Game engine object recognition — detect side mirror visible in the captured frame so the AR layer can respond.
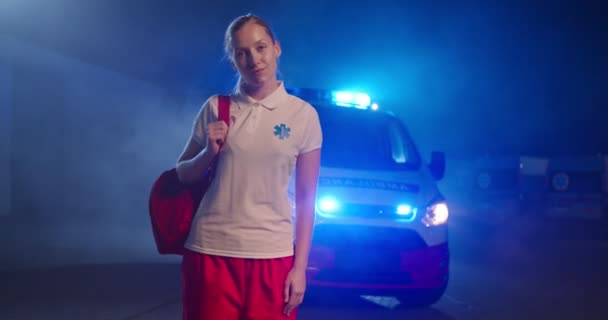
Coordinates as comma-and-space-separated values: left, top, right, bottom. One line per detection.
429, 151, 446, 181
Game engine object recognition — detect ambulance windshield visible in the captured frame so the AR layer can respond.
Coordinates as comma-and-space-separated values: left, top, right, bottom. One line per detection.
316, 106, 421, 171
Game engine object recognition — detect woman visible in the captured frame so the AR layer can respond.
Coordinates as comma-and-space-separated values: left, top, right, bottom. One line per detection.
176, 13, 322, 320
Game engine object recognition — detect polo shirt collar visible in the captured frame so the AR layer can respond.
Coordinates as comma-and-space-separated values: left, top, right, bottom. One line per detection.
234, 81, 288, 110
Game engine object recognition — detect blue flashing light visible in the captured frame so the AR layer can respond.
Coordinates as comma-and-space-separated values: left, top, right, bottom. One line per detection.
285, 87, 376, 110
397, 204, 413, 215
331, 91, 371, 109
318, 196, 340, 213
396, 204, 417, 223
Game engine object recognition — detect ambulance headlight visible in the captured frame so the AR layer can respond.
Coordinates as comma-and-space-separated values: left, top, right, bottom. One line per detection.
422, 202, 449, 227
318, 196, 341, 213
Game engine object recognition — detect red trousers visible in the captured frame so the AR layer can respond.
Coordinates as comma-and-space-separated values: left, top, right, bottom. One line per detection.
182, 250, 298, 320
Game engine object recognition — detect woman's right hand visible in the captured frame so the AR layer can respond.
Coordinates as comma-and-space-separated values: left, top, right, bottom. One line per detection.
207, 120, 229, 155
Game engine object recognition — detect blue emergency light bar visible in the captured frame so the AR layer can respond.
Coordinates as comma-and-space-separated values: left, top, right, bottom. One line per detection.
331, 91, 371, 109
286, 87, 377, 110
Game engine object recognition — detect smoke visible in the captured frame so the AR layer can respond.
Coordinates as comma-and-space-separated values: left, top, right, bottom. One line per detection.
3, 37, 200, 268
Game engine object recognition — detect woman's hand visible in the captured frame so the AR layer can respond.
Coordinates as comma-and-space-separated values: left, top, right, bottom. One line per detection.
206, 120, 229, 155
283, 266, 306, 316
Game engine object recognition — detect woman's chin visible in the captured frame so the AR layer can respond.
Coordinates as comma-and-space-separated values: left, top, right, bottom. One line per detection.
245, 77, 268, 89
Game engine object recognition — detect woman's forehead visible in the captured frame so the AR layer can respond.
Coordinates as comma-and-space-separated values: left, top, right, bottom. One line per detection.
233, 23, 271, 48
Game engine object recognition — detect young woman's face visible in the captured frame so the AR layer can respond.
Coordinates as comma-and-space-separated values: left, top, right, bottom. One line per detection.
231, 22, 281, 89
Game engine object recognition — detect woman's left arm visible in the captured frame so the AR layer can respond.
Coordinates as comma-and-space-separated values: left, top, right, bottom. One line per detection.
293, 148, 321, 270
283, 148, 321, 315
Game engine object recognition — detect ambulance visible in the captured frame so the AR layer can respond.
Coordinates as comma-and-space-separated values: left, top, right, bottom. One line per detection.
543, 155, 608, 220
469, 155, 521, 225
287, 88, 449, 306
469, 155, 549, 224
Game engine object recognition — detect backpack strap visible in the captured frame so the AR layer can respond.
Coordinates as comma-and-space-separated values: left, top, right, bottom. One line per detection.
205, 96, 230, 176
218, 95, 231, 127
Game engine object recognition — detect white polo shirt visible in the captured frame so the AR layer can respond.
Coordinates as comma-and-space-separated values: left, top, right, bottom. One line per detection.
184, 82, 323, 259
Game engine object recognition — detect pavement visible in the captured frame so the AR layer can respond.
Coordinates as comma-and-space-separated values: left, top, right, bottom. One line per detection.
1, 208, 607, 319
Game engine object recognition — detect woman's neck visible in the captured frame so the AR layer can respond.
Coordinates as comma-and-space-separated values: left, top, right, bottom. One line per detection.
242, 80, 280, 101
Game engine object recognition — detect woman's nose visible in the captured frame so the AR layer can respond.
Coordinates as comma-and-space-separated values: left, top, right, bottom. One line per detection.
248, 51, 261, 67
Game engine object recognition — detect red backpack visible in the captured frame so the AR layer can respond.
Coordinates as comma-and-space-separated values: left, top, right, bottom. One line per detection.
148, 96, 230, 255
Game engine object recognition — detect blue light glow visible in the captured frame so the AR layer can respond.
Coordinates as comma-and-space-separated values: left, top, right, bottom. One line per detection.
318, 196, 340, 213
396, 204, 417, 223
397, 204, 413, 215
331, 91, 371, 109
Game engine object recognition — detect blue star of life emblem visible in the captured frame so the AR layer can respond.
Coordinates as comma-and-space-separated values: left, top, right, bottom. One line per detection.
552, 172, 570, 191
273, 124, 291, 140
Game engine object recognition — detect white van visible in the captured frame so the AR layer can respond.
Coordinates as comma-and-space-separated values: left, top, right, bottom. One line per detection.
287, 88, 450, 306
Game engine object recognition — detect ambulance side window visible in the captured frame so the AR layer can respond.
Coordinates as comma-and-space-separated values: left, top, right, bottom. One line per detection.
388, 121, 407, 164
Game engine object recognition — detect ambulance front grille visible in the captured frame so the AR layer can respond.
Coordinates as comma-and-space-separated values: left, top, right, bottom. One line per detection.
338, 203, 407, 218
312, 225, 427, 251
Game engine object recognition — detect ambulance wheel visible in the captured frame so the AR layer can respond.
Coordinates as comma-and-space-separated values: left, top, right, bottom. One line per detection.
397, 285, 447, 308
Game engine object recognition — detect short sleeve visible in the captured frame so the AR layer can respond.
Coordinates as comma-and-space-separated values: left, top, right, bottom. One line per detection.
191, 96, 218, 147
299, 105, 323, 154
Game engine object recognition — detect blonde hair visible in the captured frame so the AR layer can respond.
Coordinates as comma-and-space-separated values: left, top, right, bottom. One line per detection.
223, 14, 279, 93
